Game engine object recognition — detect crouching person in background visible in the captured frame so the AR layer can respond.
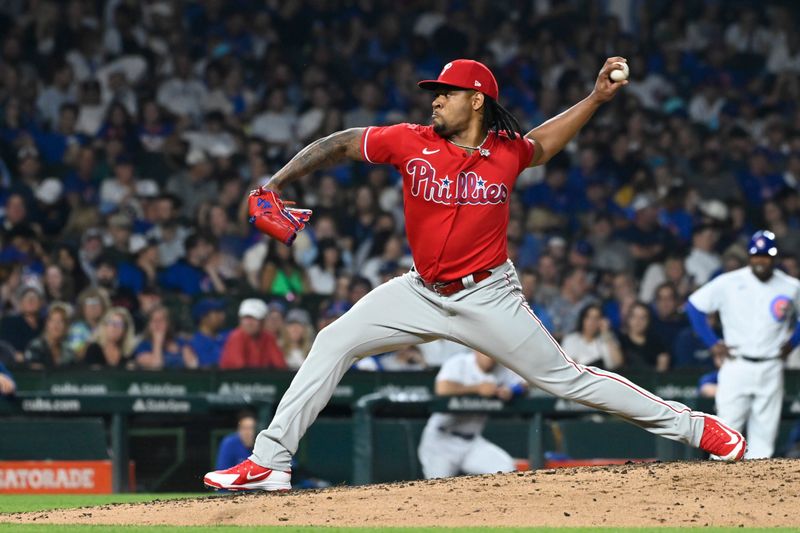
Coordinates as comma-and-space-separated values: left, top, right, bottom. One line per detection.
417, 350, 527, 479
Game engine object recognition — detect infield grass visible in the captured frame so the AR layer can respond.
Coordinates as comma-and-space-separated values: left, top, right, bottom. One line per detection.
0, 494, 206, 514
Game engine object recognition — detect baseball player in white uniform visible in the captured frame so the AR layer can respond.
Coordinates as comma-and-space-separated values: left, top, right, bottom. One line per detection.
687, 230, 800, 459
418, 350, 526, 478
204, 58, 745, 492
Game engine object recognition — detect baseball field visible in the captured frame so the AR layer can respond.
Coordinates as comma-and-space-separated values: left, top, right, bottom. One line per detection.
1, 458, 799, 532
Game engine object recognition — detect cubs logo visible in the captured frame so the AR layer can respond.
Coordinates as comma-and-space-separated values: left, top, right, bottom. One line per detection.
406, 158, 508, 206
770, 295, 792, 322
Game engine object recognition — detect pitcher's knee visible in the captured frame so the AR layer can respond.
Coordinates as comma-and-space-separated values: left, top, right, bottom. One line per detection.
306, 323, 361, 363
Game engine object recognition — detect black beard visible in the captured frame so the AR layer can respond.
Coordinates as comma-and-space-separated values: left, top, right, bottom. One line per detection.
432, 121, 450, 137
751, 264, 774, 281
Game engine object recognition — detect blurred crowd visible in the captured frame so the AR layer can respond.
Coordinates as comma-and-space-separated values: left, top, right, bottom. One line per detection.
1, 0, 800, 377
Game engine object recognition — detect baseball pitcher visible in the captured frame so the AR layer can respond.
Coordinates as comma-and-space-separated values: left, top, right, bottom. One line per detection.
204, 58, 745, 491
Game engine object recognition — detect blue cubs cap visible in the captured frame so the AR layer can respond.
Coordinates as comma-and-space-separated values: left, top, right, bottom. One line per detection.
192, 298, 226, 323
748, 230, 778, 257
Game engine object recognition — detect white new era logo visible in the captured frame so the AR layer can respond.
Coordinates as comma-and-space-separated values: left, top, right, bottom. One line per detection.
474, 80, 482, 87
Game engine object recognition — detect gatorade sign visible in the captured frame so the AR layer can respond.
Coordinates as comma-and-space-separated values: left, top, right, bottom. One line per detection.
0, 461, 113, 493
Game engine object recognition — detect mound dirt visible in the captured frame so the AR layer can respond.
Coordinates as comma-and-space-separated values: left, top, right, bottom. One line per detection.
2, 459, 799, 527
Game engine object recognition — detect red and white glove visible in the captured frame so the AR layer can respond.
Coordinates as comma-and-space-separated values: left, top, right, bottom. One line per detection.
248, 188, 312, 246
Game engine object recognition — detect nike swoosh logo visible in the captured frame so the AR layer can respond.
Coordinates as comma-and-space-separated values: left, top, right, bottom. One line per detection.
718, 423, 739, 445
246, 470, 270, 481
422, 148, 440, 154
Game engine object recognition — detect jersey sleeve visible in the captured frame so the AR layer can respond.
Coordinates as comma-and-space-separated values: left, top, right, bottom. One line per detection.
361, 124, 413, 166
435, 356, 464, 383
515, 137, 536, 173
688, 277, 722, 313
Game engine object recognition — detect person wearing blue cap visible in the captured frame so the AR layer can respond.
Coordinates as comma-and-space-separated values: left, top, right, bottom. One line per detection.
189, 298, 229, 368
686, 230, 800, 458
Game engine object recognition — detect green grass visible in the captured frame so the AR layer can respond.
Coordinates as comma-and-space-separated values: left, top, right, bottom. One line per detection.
0, 494, 206, 514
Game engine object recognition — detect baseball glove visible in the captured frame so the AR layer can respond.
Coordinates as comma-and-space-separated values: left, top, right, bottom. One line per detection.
248, 188, 312, 246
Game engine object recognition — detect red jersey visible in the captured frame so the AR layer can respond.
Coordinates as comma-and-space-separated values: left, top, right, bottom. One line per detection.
360, 123, 535, 283
219, 328, 287, 370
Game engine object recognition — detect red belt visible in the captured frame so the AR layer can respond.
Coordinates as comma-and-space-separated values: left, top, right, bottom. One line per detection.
421, 270, 492, 296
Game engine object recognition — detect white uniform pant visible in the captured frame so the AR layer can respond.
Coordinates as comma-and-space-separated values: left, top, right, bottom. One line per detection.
716, 357, 784, 459
252, 260, 706, 470
417, 424, 515, 479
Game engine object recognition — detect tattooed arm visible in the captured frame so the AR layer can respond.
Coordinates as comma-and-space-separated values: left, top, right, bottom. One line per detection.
263, 128, 365, 192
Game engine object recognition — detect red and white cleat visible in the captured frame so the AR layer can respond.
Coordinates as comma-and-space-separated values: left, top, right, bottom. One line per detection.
699, 415, 746, 461
204, 459, 291, 491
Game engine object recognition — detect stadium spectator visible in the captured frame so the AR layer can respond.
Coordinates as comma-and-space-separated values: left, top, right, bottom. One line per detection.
103, 212, 135, 265
560, 304, 623, 370
263, 301, 286, 338
93, 254, 136, 310
118, 238, 160, 294
279, 309, 315, 370
0, 193, 30, 235
189, 298, 228, 368
99, 154, 138, 214
83, 307, 136, 369
0, 361, 15, 396
219, 298, 285, 370
360, 234, 408, 289
166, 148, 217, 218
0, 284, 45, 359
66, 287, 111, 357
43, 263, 74, 303
33, 177, 71, 237
601, 272, 637, 330
258, 242, 308, 296
518, 268, 555, 332
620, 194, 673, 275
685, 225, 722, 287
649, 282, 689, 358
639, 254, 692, 304
618, 301, 670, 372
24, 302, 76, 369
215, 411, 257, 470
534, 254, 561, 307
158, 232, 226, 296
134, 305, 198, 370
306, 239, 346, 295
546, 267, 597, 338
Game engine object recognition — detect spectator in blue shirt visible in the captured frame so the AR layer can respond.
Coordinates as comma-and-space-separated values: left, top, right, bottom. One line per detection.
118, 238, 160, 294
158, 233, 226, 296
0, 361, 16, 396
215, 411, 257, 470
33, 103, 85, 166
190, 298, 229, 368
134, 305, 198, 370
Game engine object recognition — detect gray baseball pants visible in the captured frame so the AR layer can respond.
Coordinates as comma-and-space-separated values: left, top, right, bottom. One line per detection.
251, 260, 706, 470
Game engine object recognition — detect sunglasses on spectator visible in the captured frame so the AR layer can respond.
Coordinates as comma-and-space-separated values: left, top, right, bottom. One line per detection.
105, 319, 126, 328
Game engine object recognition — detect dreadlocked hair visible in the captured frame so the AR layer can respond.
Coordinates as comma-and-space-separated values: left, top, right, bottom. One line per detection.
482, 98, 524, 139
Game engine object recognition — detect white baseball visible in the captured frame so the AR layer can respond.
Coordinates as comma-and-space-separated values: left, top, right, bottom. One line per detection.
609, 61, 629, 82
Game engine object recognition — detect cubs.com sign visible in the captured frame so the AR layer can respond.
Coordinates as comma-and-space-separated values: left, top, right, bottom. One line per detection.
0, 461, 113, 493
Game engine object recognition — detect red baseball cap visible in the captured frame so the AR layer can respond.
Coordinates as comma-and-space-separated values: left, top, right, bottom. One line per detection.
418, 59, 499, 101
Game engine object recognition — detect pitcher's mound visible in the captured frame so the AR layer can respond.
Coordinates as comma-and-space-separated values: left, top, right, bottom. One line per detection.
3, 459, 799, 527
